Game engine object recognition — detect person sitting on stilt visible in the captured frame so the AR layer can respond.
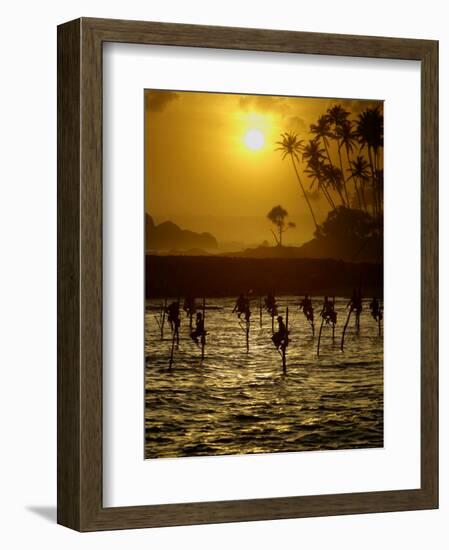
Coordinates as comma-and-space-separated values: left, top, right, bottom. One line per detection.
166, 300, 181, 332
265, 293, 278, 318
321, 296, 337, 325
190, 312, 205, 346
299, 294, 314, 323
271, 315, 288, 350
369, 296, 382, 322
243, 305, 251, 323
233, 293, 249, 318
183, 294, 196, 318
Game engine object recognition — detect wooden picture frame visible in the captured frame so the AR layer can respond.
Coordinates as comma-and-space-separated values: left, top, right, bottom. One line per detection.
57, 17, 438, 531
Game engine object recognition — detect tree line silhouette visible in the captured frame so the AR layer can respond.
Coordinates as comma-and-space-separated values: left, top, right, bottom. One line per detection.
276, 104, 384, 230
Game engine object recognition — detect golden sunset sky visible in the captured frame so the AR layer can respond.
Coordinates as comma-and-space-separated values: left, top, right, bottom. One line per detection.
145, 90, 382, 248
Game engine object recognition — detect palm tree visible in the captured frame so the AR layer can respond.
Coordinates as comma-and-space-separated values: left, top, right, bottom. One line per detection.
327, 104, 350, 127
335, 120, 362, 209
302, 140, 335, 208
310, 115, 348, 207
374, 168, 384, 215
267, 205, 296, 246
321, 163, 346, 206
335, 118, 360, 206
276, 132, 318, 229
356, 107, 384, 216
348, 155, 370, 213
327, 105, 351, 204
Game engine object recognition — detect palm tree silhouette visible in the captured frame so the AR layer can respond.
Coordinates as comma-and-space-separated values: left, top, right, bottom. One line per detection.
356, 107, 384, 216
335, 118, 360, 206
327, 105, 351, 204
276, 132, 318, 229
302, 140, 336, 209
348, 155, 370, 213
310, 114, 348, 207
321, 163, 346, 206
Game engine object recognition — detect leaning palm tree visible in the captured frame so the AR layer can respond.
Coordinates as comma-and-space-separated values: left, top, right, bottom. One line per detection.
335, 119, 360, 206
321, 163, 346, 207
302, 141, 336, 210
310, 115, 348, 207
327, 105, 351, 204
276, 132, 318, 229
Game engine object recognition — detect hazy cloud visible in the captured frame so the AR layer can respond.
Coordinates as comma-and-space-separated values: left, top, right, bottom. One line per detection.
145, 91, 180, 112
338, 98, 383, 117
238, 94, 293, 116
285, 115, 308, 134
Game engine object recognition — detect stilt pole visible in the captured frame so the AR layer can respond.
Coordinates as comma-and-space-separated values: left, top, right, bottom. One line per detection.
282, 307, 289, 374
317, 316, 325, 357
341, 309, 352, 352
259, 296, 262, 328
332, 297, 336, 341
176, 297, 181, 347
160, 297, 167, 341
169, 327, 176, 369
201, 297, 206, 362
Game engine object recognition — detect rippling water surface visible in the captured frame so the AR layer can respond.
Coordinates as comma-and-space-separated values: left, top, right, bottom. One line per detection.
145, 296, 383, 459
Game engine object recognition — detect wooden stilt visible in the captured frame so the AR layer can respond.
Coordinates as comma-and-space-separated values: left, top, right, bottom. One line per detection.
341, 309, 352, 351
201, 297, 206, 362
169, 327, 176, 369
160, 297, 167, 341
259, 296, 262, 328
282, 307, 289, 374
317, 316, 325, 357
332, 297, 336, 341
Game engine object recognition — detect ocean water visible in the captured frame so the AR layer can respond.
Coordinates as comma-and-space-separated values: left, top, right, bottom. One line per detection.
145, 296, 383, 459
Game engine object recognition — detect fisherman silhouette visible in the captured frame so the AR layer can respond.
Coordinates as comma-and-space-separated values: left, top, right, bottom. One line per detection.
264, 293, 278, 317
243, 305, 251, 323
321, 296, 337, 325
347, 288, 362, 330
166, 300, 181, 332
369, 296, 382, 322
347, 288, 363, 315
183, 295, 196, 317
272, 315, 288, 350
299, 294, 314, 322
190, 312, 205, 346
233, 293, 250, 318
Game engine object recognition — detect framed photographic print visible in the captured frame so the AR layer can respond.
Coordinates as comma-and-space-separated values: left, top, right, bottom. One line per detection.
57, 17, 438, 531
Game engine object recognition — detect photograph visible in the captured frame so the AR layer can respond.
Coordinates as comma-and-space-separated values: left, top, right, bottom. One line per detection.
144, 89, 384, 459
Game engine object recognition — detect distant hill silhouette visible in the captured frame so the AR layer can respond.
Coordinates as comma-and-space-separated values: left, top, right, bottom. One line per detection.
145, 215, 218, 252
220, 207, 383, 262
220, 235, 382, 263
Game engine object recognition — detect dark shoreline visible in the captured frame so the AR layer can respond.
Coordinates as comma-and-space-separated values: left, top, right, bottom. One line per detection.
145, 255, 383, 299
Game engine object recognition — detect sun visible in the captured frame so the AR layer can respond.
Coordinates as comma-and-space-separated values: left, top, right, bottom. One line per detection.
244, 128, 265, 151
